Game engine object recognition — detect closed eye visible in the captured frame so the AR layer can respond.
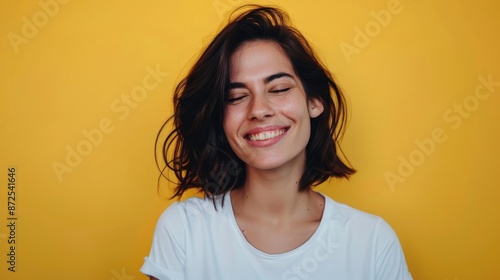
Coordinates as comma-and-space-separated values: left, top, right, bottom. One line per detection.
269, 88, 290, 93
225, 95, 247, 104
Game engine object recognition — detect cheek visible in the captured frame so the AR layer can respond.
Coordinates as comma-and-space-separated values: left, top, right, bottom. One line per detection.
280, 98, 310, 119
222, 115, 231, 138
222, 107, 241, 137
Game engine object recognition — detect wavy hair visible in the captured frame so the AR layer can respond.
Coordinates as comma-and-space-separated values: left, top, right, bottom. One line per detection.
156, 5, 355, 202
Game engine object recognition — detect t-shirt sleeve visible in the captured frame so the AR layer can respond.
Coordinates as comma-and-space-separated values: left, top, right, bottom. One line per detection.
374, 219, 413, 280
140, 202, 187, 280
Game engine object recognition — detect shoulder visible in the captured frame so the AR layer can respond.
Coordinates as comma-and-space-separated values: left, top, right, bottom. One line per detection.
177, 195, 226, 217
324, 195, 381, 223
321, 198, 412, 279
322, 195, 397, 239
156, 195, 227, 228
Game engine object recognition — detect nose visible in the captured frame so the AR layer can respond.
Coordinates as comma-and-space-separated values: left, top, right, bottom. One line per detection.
247, 93, 275, 120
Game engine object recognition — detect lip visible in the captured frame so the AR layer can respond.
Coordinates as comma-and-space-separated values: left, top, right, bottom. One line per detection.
244, 125, 290, 147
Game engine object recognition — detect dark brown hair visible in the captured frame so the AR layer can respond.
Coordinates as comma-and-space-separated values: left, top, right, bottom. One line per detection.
156, 5, 355, 202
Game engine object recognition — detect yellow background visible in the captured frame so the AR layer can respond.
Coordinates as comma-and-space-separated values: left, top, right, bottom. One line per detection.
1, 0, 499, 279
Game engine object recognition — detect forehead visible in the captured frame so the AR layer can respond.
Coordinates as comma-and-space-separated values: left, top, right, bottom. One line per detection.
229, 40, 295, 81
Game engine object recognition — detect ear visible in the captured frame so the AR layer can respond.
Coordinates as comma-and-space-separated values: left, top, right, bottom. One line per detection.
307, 97, 324, 118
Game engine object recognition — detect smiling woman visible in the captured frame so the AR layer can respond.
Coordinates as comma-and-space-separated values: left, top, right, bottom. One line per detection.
141, 5, 412, 280
223, 40, 323, 172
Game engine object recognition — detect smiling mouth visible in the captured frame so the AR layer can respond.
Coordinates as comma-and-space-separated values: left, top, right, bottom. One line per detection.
246, 128, 288, 141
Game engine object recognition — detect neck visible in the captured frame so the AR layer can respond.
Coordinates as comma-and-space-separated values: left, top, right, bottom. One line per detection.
231, 162, 321, 223
231, 149, 324, 224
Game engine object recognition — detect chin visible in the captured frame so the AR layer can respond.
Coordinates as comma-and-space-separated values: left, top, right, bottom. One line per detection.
247, 156, 302, 172
244, 158, 282, 171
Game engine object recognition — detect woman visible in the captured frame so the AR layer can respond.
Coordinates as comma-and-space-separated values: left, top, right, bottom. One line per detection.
141, 5, 412, 279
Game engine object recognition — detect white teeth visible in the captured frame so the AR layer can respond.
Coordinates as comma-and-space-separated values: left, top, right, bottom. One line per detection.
248, 129, 286, 141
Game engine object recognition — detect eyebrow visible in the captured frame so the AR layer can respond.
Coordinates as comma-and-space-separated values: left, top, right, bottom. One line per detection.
228, 72, 294, 89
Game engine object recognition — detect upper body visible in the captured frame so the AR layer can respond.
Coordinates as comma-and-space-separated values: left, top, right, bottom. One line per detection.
142, 5, 412, 280
141, 192, 412, 280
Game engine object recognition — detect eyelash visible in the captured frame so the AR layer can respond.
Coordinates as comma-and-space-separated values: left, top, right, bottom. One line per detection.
226, 88, 291, 104
270, 88, 290, 93
225, 96, 246, 103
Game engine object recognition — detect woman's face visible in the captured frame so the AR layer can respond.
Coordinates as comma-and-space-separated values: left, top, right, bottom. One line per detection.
223, 40, 323, 172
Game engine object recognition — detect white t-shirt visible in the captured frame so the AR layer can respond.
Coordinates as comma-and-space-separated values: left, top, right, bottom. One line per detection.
141, 193, 412, 280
